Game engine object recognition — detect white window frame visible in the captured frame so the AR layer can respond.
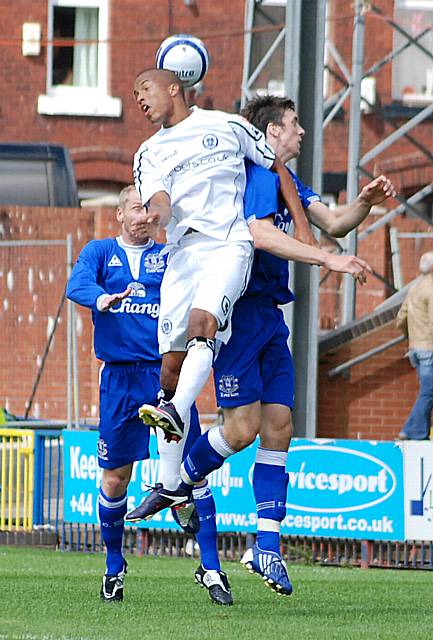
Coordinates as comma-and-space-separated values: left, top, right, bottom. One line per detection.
38, 0, 122, 117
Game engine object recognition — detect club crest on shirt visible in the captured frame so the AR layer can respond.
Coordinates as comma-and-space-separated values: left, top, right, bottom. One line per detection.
127, 282, 146, 297
218, 374, 239, 397
221, 295, 231, 316
202, 134, 218, 149
97, 437, 108, 460
144, 253, 165, 273
161, 318, 172, 335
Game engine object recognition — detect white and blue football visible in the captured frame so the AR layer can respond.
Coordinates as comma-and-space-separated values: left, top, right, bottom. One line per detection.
156, 34, 209, 88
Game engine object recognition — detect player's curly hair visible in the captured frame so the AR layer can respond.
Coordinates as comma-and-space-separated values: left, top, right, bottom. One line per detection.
240, 95, 295, 135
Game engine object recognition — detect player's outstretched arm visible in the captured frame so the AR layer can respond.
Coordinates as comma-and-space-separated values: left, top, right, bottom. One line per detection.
67, 242, 112, 309
249, 217, 372, 284
307, 175, 396, 237
322, 253, 372, 285
270, 157, 319, 247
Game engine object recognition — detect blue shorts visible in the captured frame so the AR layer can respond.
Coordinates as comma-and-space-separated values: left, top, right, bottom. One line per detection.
214, 298, 295, 409
98, 361, 201, 469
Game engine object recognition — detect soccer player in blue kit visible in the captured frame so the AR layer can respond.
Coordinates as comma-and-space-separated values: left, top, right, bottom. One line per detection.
66, 185, 232, 606
129, 95, 395, 597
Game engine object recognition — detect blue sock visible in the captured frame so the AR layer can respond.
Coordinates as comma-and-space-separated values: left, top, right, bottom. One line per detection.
193, 483, 220, 571
98, 489, 127, 575
182, 427, 235, 484
253, 448, 288, 555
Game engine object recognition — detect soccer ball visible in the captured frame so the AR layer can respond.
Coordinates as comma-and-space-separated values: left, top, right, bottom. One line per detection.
155, 34, 209, 88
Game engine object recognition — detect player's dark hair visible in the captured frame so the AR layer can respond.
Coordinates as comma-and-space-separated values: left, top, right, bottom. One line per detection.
240, 95, 295, 134
134, 67, 185, 99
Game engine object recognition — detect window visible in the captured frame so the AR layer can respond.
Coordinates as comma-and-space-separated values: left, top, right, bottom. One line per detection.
38, 0, 121, 117
392, 0, 433, 105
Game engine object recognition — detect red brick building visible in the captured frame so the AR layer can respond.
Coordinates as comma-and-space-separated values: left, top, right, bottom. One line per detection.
1, 0, 433, 438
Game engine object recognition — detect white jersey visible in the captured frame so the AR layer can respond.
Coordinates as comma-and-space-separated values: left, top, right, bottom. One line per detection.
133, 107, 276, 245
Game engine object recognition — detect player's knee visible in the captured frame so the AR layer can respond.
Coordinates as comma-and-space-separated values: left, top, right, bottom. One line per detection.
188, 308, 218, 338
223, 421, 258, 451
260, 412, 293, 449
102, 469, 129, 497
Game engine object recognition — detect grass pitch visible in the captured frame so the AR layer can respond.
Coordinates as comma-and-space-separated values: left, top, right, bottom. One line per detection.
1, 546, 433, 640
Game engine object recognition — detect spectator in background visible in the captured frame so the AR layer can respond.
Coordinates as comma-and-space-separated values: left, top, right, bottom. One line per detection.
396, 251, 433, 440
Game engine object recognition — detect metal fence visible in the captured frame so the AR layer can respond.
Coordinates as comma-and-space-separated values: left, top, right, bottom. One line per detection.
57, 523, 433, 571
1, 425, 433, 570
0, 429, 34, 530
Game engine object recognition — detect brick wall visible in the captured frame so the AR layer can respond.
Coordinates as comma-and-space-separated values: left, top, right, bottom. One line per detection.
0, 205, 96, 419
318, 323, 415, 440
0, 204, 217, 422
1, 0, 432, 193
2, 205, 430, 438
1, 1, 432, 435
318, 214, 433, 440
0, 0, 246, 189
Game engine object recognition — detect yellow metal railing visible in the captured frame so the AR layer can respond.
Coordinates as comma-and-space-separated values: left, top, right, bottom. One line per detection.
0, 429, 34, 531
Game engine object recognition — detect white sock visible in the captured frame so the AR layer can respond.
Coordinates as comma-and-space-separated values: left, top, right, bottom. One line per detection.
156, 410, 190, 490
171, 339, 214, 420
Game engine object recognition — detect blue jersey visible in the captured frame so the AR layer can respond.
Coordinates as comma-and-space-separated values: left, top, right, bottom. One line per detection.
66, 238, 166, 363
243, 160, 320, 305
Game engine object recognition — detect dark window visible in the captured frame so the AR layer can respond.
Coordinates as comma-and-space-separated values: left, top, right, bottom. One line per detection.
52, 5, 99, 88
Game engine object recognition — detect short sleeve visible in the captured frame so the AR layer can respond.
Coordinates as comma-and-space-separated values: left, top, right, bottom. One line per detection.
244, 161, 279, 223
228, 115, 275, 169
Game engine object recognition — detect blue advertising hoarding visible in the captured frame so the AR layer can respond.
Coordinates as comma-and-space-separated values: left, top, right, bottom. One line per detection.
63, 431, 404, 540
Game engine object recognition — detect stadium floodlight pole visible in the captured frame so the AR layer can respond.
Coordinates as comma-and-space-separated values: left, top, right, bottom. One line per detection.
289, 0, 326, 438
341, 0, 365, 324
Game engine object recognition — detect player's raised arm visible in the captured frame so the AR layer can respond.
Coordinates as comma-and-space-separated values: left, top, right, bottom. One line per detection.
306, 174, 396, 237
271, 157, 319, 247
229, 114, 316, 246
249, 216, 371, 284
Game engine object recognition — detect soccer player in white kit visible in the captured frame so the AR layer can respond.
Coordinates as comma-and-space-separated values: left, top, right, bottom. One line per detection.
129, 69, 316, 437
124, 68, 321, 523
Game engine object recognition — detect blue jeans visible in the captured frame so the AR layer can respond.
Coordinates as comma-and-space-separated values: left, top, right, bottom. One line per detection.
401, 349, 433, 440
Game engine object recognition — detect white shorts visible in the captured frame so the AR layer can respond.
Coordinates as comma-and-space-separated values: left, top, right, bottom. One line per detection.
158, 233, 253, 354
